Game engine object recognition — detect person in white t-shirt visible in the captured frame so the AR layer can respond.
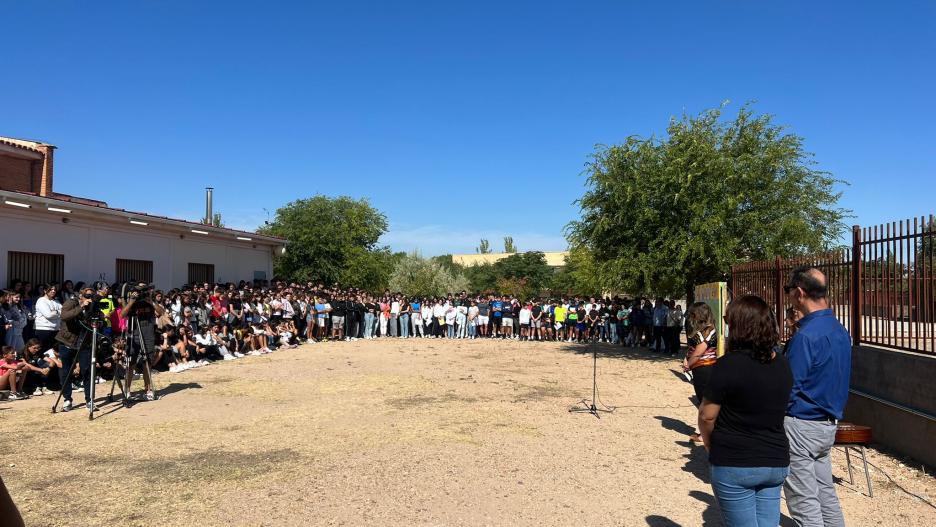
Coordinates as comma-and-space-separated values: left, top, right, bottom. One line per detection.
518, 303, 532, 341
467, 301, 480, 339
455, 304, 468, 339
33, 283, 62, 351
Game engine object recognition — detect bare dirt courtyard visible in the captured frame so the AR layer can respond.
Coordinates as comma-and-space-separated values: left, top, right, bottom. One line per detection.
3, 338, 935, 526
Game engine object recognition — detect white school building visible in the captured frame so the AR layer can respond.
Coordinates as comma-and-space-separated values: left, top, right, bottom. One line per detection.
0, 136, 285, 290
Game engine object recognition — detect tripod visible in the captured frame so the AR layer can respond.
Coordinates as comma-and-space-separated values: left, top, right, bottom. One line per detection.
50, 318, 102, 418
110, 315, 157, 407
569, 339, 616, 419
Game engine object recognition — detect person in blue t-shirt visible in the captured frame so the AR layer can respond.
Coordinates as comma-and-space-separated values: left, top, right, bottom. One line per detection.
491, 298, 503, 337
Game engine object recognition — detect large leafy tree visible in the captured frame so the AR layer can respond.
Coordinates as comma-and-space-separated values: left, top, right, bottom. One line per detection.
258, 195, 391, 289
567, 103, 850, 299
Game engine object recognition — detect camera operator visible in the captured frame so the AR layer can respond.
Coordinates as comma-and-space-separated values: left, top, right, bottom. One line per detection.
119, 282, 157, 402
55, 286, 97, 411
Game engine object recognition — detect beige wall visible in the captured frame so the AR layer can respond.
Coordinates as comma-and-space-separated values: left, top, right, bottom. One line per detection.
452, 251, 568, 267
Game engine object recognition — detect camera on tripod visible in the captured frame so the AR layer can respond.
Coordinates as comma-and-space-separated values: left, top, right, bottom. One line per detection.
120, 282, 153, 302
80, 292, 110, 324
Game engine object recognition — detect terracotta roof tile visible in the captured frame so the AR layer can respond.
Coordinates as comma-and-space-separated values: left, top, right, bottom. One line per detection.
0, 136, 52, 153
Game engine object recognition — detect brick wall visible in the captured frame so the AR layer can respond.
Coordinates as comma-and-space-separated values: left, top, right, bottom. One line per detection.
0, 154, 37, 192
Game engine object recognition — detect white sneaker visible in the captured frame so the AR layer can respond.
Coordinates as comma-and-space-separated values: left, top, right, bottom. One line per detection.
169, 365, 178, 373
33, 387, 44, 396
234, 352, 245, 358
223, 354, 234, 360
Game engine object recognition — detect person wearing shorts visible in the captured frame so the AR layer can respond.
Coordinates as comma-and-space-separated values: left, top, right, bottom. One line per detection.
477, 299, 491, 337
500, 298, 514, 339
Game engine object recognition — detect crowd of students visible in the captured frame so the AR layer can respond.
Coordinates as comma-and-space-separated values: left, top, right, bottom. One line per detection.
1, 279, 690, 401
2, 266, 856, 527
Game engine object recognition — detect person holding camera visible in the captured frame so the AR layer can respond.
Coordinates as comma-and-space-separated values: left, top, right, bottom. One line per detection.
55, 286, 97, 411
119, 283, 157, 402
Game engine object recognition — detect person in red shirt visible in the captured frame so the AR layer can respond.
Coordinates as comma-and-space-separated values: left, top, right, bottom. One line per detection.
0, 345, 28, 399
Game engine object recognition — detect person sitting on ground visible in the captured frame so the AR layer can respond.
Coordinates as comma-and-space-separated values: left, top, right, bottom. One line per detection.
22, 338, 53, 396
0, 345, 29, 399
698, 295, 792, 527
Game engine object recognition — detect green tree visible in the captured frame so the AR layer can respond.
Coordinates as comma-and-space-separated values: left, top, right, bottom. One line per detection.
463, 262, 499, 292
503, 236, 517, 253
257, 195, 390, 288
388, 252, 469, 297
211, 212, 224, 228
567, 103, 850, 299
477, 239, 491, 254
550, 247, 600, 296
494, 251, 552, 296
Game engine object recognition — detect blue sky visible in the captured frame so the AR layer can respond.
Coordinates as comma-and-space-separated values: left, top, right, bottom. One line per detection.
3, 1, 934, 255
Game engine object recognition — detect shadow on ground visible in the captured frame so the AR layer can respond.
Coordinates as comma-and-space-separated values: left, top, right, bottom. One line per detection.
559, 342, 681, 362
650, 416, 797, 527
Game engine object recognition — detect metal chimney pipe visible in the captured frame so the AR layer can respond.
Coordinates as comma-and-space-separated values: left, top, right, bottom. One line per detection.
205, 187, 214, 225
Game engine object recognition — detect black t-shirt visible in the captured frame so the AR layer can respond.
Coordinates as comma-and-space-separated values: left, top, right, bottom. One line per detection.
704, 351, 793, 467
531, 305, 542, 318
331, 301, 347, 317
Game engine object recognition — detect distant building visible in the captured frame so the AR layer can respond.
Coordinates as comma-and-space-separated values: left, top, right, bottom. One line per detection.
452, 251, 569, 268
0, 135, 285, 290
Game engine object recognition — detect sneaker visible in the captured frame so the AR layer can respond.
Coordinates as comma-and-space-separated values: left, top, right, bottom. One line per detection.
62, 399, 73, 411
96, 377, 105, 384
223, 354, 234, 361
681, 370, 694, 383
169, 365, 178, 373
33, 387, 44, 396
145, 391, 156, 401
234, 352, 245, 358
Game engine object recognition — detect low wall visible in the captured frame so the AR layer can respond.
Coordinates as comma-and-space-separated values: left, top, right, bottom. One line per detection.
845, 345, 936, 469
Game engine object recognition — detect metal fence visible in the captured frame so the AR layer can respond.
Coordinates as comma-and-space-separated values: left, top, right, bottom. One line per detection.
730, 215, 936, 355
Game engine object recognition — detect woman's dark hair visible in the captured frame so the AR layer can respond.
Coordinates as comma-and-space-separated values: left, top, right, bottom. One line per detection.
726, 295, 779, 363
686, 302, 715, 335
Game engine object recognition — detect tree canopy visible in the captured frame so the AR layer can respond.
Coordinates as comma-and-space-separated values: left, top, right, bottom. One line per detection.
388, 253, 469, 297
566, 103, 850, 299
462, 251, 553, 297
257, 195, 393, 290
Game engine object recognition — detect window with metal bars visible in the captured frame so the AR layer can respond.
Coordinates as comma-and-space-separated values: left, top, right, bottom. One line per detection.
116, 258, 154, 285
6, 251, 64, 289
187, 262, 215, 285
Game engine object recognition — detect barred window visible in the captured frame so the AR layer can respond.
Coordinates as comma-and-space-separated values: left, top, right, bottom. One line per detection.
187, 262, 215, 285
7, 251, 64, 288
116, 258, 154, 285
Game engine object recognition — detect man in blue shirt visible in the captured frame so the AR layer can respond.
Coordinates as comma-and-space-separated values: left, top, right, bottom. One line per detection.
783, 266, 850, 527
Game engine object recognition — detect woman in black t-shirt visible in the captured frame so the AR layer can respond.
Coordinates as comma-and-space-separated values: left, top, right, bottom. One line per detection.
698, 295, 793, 527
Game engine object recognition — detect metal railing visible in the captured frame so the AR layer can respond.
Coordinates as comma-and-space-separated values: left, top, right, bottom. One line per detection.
730, 215, 936, 355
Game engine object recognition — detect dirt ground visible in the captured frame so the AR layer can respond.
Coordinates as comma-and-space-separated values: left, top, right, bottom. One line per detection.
2, 338, 934, 526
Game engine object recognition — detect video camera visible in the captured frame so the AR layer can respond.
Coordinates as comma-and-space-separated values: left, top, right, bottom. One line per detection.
80, 291, 111, 323
120, 282, 153, 302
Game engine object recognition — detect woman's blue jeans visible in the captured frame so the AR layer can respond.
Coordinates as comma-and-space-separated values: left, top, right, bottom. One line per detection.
710, 465, 789, 527
399, 314, 410, 338
363, 313, 375, 338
